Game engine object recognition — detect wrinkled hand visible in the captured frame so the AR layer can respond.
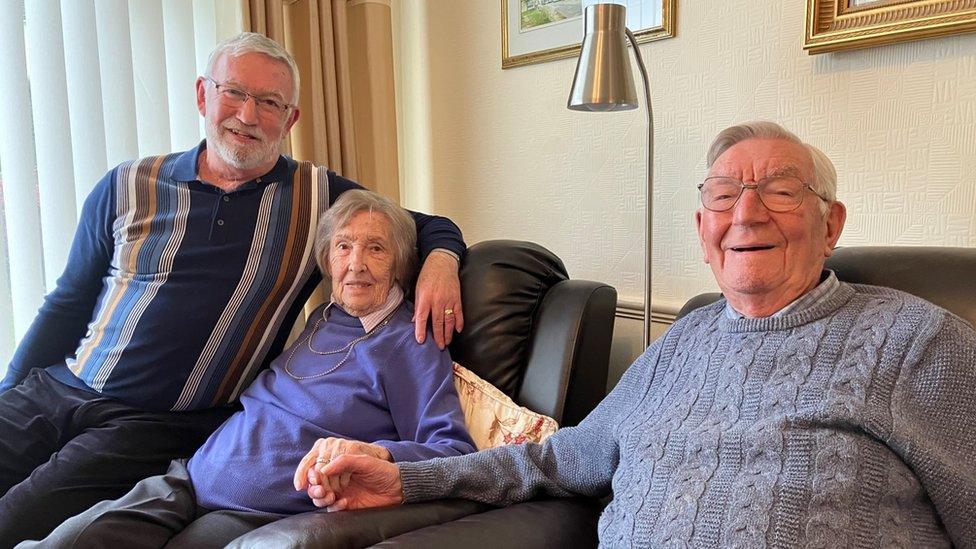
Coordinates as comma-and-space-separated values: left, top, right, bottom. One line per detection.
414, 251, 463, 349
306, 454, 404, 511
293, 437, 392, 503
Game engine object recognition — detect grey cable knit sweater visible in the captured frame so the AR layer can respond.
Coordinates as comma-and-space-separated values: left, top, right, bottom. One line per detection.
399, 282, 976, 547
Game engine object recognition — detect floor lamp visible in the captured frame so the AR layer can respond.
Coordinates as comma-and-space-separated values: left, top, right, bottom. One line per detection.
567, 3, 654, 349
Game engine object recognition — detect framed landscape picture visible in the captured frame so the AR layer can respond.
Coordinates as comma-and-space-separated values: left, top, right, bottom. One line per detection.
502, 0, 675, 69
804, 0, 976, 54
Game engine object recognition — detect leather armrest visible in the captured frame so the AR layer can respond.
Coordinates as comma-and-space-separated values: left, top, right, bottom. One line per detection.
372, 497, 602, 549
518, 280, 616, 426
224, 499, 490, 549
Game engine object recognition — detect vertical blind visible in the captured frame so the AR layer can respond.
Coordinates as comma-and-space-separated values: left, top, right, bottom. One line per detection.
0, 0, 240, 376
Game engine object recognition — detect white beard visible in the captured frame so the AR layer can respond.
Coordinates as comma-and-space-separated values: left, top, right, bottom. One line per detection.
205, 118, 281, 171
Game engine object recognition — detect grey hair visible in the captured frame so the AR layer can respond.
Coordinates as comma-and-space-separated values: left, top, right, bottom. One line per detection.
706, 121, 837, 210
205, 32, 300, 104
315, 189, 418, 290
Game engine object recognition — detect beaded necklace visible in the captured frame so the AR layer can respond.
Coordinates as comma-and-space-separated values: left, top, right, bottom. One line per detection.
283, 305, 395, 380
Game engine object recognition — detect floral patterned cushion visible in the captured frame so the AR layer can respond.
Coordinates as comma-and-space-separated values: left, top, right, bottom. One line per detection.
452, 362, 558, 450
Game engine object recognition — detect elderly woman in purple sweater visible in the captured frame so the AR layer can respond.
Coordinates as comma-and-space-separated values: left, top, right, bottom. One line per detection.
23, 190, 475, 548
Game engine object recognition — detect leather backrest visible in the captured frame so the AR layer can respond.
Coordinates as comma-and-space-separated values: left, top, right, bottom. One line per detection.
676, 246, 976, 327
449, 240, 568, 397
825, 246, 976, 327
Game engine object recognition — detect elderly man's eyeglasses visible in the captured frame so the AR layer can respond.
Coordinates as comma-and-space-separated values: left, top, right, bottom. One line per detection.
697, 175, 829, 213
205, 77, 293, 115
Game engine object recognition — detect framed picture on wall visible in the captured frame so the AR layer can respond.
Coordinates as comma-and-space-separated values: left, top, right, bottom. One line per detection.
502, 0, 675, 69
804, 0, 976, 54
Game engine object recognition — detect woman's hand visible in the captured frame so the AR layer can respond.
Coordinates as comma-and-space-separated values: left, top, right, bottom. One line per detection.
293, 436, 393, 504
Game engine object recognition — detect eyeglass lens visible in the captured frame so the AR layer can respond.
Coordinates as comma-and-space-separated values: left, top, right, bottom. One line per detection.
212, 80, 287, 113
700, 176, 807, 212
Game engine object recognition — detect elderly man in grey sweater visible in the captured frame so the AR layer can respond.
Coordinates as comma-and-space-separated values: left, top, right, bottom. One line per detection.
310, 122, 976, 548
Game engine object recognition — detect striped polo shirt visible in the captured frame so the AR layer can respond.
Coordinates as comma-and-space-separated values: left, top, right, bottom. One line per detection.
27, 142, 464, 411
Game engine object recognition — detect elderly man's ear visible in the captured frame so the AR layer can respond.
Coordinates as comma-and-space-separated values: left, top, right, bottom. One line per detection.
283, 107, 300, 132
693, 210, 710, 265
823, 201, 847, 257
195, 76, 208, 117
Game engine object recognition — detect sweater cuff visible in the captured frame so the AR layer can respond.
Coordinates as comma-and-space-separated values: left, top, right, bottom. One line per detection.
398, 460, 449, 503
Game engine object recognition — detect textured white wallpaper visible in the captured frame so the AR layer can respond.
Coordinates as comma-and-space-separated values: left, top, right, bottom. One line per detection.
395, 0, 976, 381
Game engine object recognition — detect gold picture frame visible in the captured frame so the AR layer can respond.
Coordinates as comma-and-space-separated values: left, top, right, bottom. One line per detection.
502, 0, 676, 69
804, 0, 976, 54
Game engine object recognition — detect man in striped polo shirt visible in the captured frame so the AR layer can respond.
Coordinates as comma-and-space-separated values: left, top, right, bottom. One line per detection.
0, 33, 466, 544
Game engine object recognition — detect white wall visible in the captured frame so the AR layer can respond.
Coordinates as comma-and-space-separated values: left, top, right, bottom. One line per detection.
395, 0, 976, 389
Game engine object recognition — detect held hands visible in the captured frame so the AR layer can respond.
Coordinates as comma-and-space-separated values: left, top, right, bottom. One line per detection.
296, 453, 405, 511
293, 437, 393, 508
413, 251, 464, 350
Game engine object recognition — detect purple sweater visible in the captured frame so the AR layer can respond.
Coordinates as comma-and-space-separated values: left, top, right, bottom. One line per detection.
187, 301, 475, 514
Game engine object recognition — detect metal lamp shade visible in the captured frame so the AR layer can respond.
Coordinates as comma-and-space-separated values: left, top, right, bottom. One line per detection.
567, 3, 638, 112
567, 2, 655, 348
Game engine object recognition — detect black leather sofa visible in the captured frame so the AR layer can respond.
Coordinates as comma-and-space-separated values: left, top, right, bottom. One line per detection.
225, 239, 617, 548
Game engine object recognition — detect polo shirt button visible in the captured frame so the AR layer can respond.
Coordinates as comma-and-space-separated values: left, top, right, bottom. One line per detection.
217, 219, 225, 226
222, 195, 230, 202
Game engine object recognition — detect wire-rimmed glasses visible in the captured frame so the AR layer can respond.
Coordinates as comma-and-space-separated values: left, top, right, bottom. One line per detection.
204, 77, 293, 115
697, 175, 828, 213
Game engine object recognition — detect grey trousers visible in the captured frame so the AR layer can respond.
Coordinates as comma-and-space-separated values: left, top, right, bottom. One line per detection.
16, 460, 283, 549
0, 369, 235, 545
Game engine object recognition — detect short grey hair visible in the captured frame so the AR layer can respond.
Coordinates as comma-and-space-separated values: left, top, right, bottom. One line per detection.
315, 190, 418, 290
706, 121, 837, 209
205, 32, 300, 104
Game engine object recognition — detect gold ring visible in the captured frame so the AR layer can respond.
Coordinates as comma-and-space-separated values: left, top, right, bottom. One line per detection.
315, 457, 330, 465
444, 309, 454, 315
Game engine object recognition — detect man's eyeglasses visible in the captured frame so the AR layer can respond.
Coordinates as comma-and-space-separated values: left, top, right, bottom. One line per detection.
697, 175, 829, 213
205, 77, 293, 115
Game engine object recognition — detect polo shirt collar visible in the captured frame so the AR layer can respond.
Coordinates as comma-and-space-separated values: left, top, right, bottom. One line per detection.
167, 139, 294, 186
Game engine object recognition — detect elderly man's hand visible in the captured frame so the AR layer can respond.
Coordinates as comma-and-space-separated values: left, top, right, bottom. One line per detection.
293, 437, 392, 499
307, 454, 404, 511
414, 251, 463, 349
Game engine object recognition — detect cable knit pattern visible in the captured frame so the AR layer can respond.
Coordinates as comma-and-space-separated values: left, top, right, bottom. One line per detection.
398, 282, 976, 548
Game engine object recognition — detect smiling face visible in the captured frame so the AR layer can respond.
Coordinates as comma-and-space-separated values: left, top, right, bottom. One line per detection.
328, 210, 397, 318
196, 51, 299, 179
695, 138, 846, 317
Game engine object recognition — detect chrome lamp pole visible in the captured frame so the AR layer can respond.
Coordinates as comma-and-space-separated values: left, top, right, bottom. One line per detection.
567, 3, 654, 349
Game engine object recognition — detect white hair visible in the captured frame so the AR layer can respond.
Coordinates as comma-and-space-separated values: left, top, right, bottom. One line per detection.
205, 32, 300, 104
315, 190, 418, 289
706, 121, 837, 211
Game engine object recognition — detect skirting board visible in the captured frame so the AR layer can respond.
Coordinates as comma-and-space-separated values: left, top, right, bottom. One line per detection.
615, 299, 678, 325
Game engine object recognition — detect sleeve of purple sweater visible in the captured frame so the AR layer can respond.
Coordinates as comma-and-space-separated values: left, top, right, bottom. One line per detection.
396, 338, 663, 505
2, 171, 115, 392
373, 330, 476, 462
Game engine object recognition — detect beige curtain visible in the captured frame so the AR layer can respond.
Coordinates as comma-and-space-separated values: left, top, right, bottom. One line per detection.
242, 0, 400, 315
242, 0, 400, 196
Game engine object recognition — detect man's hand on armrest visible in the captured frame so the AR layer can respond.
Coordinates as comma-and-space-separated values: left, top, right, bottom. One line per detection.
413, 250, 463, 350
304, 454, 404, 511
